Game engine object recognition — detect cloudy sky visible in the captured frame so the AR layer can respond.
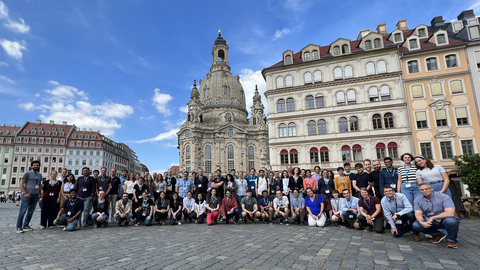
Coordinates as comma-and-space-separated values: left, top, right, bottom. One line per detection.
0, 0, 477, 173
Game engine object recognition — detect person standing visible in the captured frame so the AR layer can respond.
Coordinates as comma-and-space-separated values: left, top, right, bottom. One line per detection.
303, 170, 317, 198
381, 185, 416, 238
16, 160, 42, 233
74, 167, 96, 228
53, 189, 83, 231
194, 169, 209, 200
368, 160, 382, 199
221, 190, 238, 224
318, 170, 334, 200
352, 163, 370, 196
267, 171, 279, 201
60, 173, 75, 208
291, 189, 306, 226
225, 174, 237, 198
356, 188, 384, 233
255, 170, 268, 201
364, 159, 372, 174
108, 168, 120, 222
397, 153, 419, 206
279, 170, 290, 201
246, 169, 258, 197
176, 171, 194, 200
96, 167, 112, 197
312, 166, 322, 193
288, 167, 304, 202
415, 155, 451, 198
154, 173, 167, 202
235, 172, 248, 223
133, 177, 147, 214
119, 170, 128, 198
115, 193, 132, 226
379, 157, 398, 198
92, 191, 109, 228
40, 171, 62, 229
165, 169, 177, 201
206, 188, 220, 225
145, 174, 155, 200
305, 188, 326, 227
334, 167, 352, 194
212, 170, 225, 218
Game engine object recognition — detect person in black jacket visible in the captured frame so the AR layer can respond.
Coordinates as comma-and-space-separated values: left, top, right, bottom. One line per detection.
288, 167, 304, 202
318, 170, 335, 200
92, 191, 109, 228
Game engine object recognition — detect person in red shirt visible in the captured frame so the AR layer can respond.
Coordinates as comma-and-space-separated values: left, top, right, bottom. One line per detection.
221, 190, 238, 224
303, 170, 317, 197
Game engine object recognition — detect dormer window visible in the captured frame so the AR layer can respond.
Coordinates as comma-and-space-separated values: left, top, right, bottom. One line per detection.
285, 55, 292, 64
304, 52, 310, 61
409, 39, 419, 49
312, 50, 318, 59
418, 29, 426, 37
365, 40, 372, 50
374, 38, 381, 48
470, 26, 480, 39
225, 113, 232, 122
333, 46, 340, 56
437, 34, 446, 44
342, 44, 349, 54
394, 33, 402, 42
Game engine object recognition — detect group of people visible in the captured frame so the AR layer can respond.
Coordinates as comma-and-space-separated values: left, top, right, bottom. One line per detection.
0, 192, 21, 204
15, 153, 460, 248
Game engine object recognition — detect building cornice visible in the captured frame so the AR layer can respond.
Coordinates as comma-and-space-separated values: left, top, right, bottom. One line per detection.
400, 44, 466, 58
404, 70, 470, 83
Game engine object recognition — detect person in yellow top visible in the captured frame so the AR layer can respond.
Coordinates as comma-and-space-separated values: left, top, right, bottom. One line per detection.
334, 167, 352, 195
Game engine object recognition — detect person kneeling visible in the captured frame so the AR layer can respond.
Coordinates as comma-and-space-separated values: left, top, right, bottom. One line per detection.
206, 188, 220, 225
183, 191, 196, 223
222, 190, 238, 224
115, 193, 132, 226
241, 189, 260, 224
53, 189, 83, 231
381, 185, 416, 237
330, 190, 345, 227
305, 187, 326, 227
154, 191, 169, 225
291, 189, 307, 226
134, 191, 154, 226
273, 190, 290, 225
355, 188, 384, 233
170, 192, 183, 225
92, 191, 109, 228
259, 190, 274, 224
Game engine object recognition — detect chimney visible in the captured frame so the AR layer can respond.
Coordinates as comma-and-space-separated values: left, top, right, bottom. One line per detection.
83, 128, 86, 132
35, 119, 41, 124
97, 130, 101, 133
357, 28, 370, 40
12, 124, 16, 127
431, 16, 445, 27
49, 120, 54, 125
1, 124, 4, 126
376, 23, 387, 34
396, 19, 408, 30
62, 121, 67, 126
458, 10, 475, 21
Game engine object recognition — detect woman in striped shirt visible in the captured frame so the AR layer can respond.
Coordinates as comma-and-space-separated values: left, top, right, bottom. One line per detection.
396, 153, 419, 206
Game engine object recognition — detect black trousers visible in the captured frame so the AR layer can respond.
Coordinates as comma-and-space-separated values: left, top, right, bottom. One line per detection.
357, 214, 385, 233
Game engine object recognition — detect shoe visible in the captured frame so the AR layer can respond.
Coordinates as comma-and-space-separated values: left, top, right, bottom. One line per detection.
226, 220, 230, 224
48, 226, 54, 229
135, 223, 141, 227
83, 224, 88, 228
125, 222, 129, 226
264, 221, 268, 224
424, 233, 433, 239
269, 221, 273, 225
285, 221, 290, 226
251, 219, 256, 224
254, 218, 259, 223
243, 218, 248, 224
447, 241, 458, 249
117, 222, 122, 227
364, 226, 372, 232
22, 226, 33, 232
280, 218, 283, 225
101, 223, 105, 228
300, 222, 304, 226
430, 233, 446, 244
413, 234, 422, 242
16, 228, 24, 233
63, 228, 67, 231
178, 222, 181, 225
347, 225, 354, 229
195, 220, 198, 224
93, 224, 97, 228
40, 225, 45, 230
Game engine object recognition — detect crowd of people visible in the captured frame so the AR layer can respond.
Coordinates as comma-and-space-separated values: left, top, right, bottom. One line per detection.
15, 153, 460, 248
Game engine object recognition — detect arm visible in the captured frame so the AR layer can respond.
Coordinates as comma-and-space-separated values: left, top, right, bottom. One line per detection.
371, 203, 382, 219
440, 172, 450, 193
318, 202, 324, 216
60, 183, 66, 199
416, 177, 423, 185
397, 174, 402, 193
19, 179, 28, 197
106, 182, 112, 196
352, 180, 359, 193
398, 196, 413, 216
149, 205, 154, 219
379, 174, 385, 197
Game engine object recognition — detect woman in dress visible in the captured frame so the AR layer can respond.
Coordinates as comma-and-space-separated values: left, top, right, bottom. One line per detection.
40, 171, 62, 229
154, 173, 166, 202
59, 173, 75, 207
397, 153, 419, 205
415, 155, 451, 197
154, 191, 169, 225
195, 193, 207, 224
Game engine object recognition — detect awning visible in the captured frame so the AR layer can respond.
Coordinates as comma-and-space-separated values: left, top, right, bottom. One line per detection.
8, 191, 14, 195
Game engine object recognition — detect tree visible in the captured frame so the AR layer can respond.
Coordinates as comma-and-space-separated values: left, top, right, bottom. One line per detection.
453, 154, 480, 196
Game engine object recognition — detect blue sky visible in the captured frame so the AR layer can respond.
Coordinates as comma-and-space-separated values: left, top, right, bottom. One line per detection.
0, 0, 478, 173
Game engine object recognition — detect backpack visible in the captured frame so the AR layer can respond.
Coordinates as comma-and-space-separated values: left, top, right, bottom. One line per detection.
316, 194, 331, 212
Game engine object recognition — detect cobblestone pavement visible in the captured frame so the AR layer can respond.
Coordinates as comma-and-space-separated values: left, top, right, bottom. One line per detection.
1, 203, 479, 270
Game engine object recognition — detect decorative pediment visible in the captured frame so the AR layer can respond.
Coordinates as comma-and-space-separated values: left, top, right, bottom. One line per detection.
217, 123, 248, 134
435, 131, 456, 139
429, 99, 451, 110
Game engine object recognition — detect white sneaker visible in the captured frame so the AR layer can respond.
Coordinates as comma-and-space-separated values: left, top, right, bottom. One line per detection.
40, 225, 45, 230
63, 228, 66, 231
178, 222, 181, 225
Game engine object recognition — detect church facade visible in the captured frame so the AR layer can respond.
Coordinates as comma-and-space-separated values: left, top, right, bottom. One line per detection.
177, 32, 269, 175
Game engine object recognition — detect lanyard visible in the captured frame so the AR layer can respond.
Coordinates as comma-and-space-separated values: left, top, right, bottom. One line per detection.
101, 177, 105, 182
307, 178, 312, 186
84, 177, 88, 182
404, 166, 411, 181
139, 185, 142, 191
294, 198, 299, 209
227, 198, 231, 206
50, 180, 57, 187
335, 199, 340, 210
264, 198, 268, 206
143, 200, 147, 208
186, 199, 192, 208
70, 198, 77, 206
161, 200, 165, 207
347, 198, 353, 209
247, 198, 251, 205
386, 168, 396, 178
99, 199, 105, 207
212, 197, 216, 204
363, 198, 371, 211
294, 176, 298, 183
324, 179, 329, 185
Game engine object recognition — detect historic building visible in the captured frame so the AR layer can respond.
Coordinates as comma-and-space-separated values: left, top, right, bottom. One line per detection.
177, 32, 269, 174
262, 25, 412, 171
0, 124, 21, 196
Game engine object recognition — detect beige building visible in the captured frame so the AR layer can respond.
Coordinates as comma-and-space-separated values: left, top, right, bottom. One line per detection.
0, 124, 21, 196
177, 32, 269, 174
262, 25, 412, 171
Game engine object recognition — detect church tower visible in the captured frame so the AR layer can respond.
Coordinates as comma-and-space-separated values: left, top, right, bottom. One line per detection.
177, 31, 269, 175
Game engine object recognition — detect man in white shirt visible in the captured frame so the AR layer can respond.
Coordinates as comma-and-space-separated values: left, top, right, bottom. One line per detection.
182, 191, 196, 223
273, 190, 290, 225
255, 169, 269, 201
341, 189, 360, 229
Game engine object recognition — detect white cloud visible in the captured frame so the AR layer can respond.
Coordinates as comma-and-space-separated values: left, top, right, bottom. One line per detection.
19, 102, 34, 111
0, 61, 9, 67
4, 18, 30, 33
272, 28, 292, 41
152, 88, 173, 116
34, 93, 40, 97
0, 39, 26, 60
0, 75, 13, 83
239, 68, 267, 115
0, 2, 8, 19
44, 82, 88, 103
135, 128, 179, 143
170, 163, 179, 166
179, 106, 188, 113
140, 115, 156, 120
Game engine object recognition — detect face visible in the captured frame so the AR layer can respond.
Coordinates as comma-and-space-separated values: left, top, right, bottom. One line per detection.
243, 172, 248, 179
187, 192, 192, 199
322, 170, 328, 178
287, 165, 292, 172
129, 173, 134, 180
364, 161, 371, 172
282, 171, 288, 178
31, 163, 40, 171
99, 191, 105, 198
342, 191, 351, 199
122, 171, 128, 177
300, 170, 306, 177
93, 171, 99, 178
211, 189, 216, 197
110, 168, 116, 176
247, 191, 252, 198
135, 173, 140, 180
183, 172, 188, 179
356, 167, 364, 174
259, 171, 265, 177
269, 172, 274, 179
216, 171, 221, 177
293, 190, 299, 197
328, 171, 333, 178
263, 192, 268, 198
142, 192, 148, 199
197, 194, 202, 201
315, 167, 320, 174
419, 185, 433, 197
82, 168, 90, 177
360, 190, 368, 199
231, 170, 236, 176
338, 169, 344, 175
70, 191, 77, 200
307, 189, 314, 197
167, 169, 172, 175
208, 174, 213, 181
250, 169, 255, 176
306, 171, 311, 177
61, 169, 67, 177
415, 158, 425, 168
275, 172, 280, 178
160, 192, 165, 199
226, 190, 231, 198
100, 167, 107, 176
332, 192, 339, 199
145, 172, 150, 177
122, 194, 128, 201
67, 175, 74, 182
192, 173, 197, 179
372, 161, 381, 171
384, 159, 393, 168
344, 165, 351, 171
51, 171, 57, 179
384, 188, 395, 197
276, 190, 282, 198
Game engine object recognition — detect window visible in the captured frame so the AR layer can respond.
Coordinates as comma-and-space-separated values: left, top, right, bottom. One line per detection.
450, 80, 463, 93
315, 95, 324, 108
59, 157, 63, 163
412, 85, 423, 98
352, 144, 362, 161
312, 50, 318, 59
336, 91, 345, 106
310, 147, 319, 163
318, 119, 327, 134
304, 72, 312, 84
307, 120, 317, 135
227, 145, 234, 160
388, 142, 398, 158
374, 38, 381, 48
394, 33, 402, 42
455, 107, 468, 125
304, 52, 310, 61
435, 109, 447, 126
437, 34, 446, 44
279, 124, 287, 138
420, 142, 433, 159
347, 90, 356, 105
11, 177, 16, 185
204, 145, 212, 160
320, 147, 329, 162
418, 29, 426, 37
14, 156, 18, 162
289, 149, 298, 164
306, 95, 314, 109
1, 179, 4, 185
22, 156, 26, 162
380, 85, 390, 100
376, 143, 386, 160
342, 44, 349, 54
333, 46, 340, 56
286, 98, 295, 112
285, 55, 292, 64
186, 145, 191, 159
431, 83, 443, 96
225, 113, 232, 122
461, 140, 475, 155
276, 77, 284, 88
288, 123, 296, 137
44, 157, 48, 163
349, 116, 359, 131
384, 113, 394, 128
365, 40, 372, 50
277, 99, 285, 112
470, 26, 480, 39
373, 114, 382, 129
227, 129, 234, 138
344, 65, 353, 78
377, 60, 387, 73
204, 161, 211, 174
334, 67, 342, 80
223, 86, 228, 95
369, 87, 379, 102
440, 141, 453, 159
426, 58, 438, 71
20, 166, 25, 173
339, 117, 348, 132
366, 62, 375, 75
409, 39, 418, 49
313, 71, 322, 82
408, 60, 419, 73
280, 149, 289, 165
342, 145, 351, 161
285, 75, 293, 87
248, 146, 254, 160
13, 167, 17, 173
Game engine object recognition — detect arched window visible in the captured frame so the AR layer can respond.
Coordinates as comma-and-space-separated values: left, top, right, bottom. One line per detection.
280, 149, 289, 164
304, 52, 310, 61
224, 86, 228, 95
312, 50, 318, 59
334, 67, 342, 80
349, 116, 359, 131
279, 124, 287, 137
204, 89, 207, 98
248, 146, 254, 160
336, 91, 346, 106
352, 144, 362, 161
374, 38, 381, 48
315, 94, 324, 108
252, 117, 257, 125
286, 98, 295, 112
310, 147, 319, 163
227, 145, 234, 159
342, 145, 351, 161
307, 120, 317, 135
365, 40, 372, 50
388, 142, 398, 158
342, 44, 349, 54
225, 113, 232, 122
304, 72, 312, 84
285, 75, 293, 87
366, 62, 375, 75
344, 65, 353, 78
377, 60, 387, 73
205, 145, 212, 159
285, 55, 292, 64
376, 143, 386, 160
380, 85, 390, 100
384, 113, 394, 128
333, 46, 340, 56
347, 90, 356, 105
339, 117, 348, 132
276, 77, 284, 88
314, 71, 322, 82
277, 99, 285, 112
372, 114, 382, 129
288, 123, 297, 136
306, 95, 314, 109
318, 119, 327, 134
186, 145, 191, 159
290, 149, 298, 164
369, 87, 379, 102
320, 147, 329, 162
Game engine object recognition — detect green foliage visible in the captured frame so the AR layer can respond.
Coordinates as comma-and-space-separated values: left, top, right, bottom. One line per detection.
453, 154, 480, 196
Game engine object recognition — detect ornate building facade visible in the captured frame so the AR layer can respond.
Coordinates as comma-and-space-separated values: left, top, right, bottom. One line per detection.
177, 32, 269, 174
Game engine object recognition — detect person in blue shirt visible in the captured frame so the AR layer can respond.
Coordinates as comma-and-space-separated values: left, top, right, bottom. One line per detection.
176, 171, 194, 200
340, 189, 360, 229
379, 157, 398, 198
304, 188, 326, 227
246, 168, 258, 197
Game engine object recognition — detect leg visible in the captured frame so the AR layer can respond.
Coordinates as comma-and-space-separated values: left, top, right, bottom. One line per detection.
440, 217, 460, 243
307, 214, 317, 227
176, 212, 182, 222
207, 213, 213, 225
40, 197, 48, 227
144, 217, 152, 226
125, 214, 132, 224
134, 211, 143, 223
212, 211, 220, 222
81, 198, 89, 225
183, 209, 189, 221
66, 219, 78, 231
53, 214, 68, 226
170, 213, 176, 225
197, 213, 206, 224
342, 211, 355, 226
22, 194, 39, 228
317, 213, 326, 227
356, 214, 366, 230
299, 209, 307, 223
237, 196, 244, 221
91, 213, 99, 225
268, 208, 274, 221
373, 217, 385, 233
401, 183, 414, 206
48, 198, 59, 227
109, 195, 117, 220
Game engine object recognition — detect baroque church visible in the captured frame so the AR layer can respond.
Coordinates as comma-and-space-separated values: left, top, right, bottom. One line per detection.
177, 31, 269, 174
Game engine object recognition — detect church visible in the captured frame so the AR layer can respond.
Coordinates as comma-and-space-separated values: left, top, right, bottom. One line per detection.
177, 31, 269, 175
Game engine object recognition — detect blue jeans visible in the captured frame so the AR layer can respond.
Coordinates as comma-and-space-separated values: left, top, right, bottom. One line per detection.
401, 182, 421, 206
183, 209, 196, 221
134, 211, 152, 226
431, 182, 451, 198
393, 211, 416, 238
342, 211, 357, 226
237, 195, 245, 220
54, 214, 79, 231
16, 194, 39, 229
223, 209, 238, 222
170, 211, 182, 225
412, 217, 460, 242
92, 213, 108, 224
79, 197, 92, 225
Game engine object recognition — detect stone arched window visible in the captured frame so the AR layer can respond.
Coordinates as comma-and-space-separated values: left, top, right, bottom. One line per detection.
279, 124, 287, 137
288, 122, 297, 136
277, 99, 285, 113
225, 113, 232, 122
307, 120, 316, 135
